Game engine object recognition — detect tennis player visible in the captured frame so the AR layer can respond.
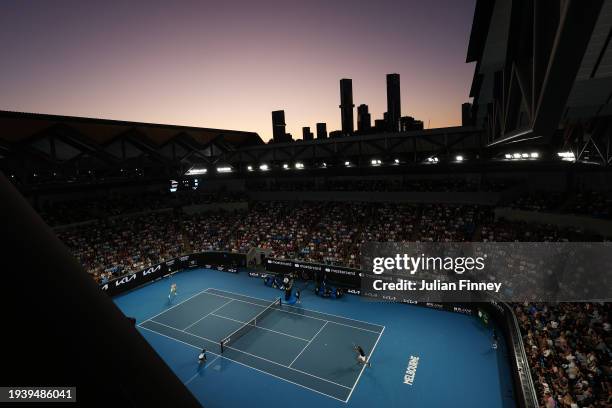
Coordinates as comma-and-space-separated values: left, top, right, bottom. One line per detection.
168, 283, 177, 301
284, 286, 292, 301
198, 348, 207, 364
354, 345, 371, 367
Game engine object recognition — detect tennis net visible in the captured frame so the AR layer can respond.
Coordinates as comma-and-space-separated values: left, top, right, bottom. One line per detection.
220, 297, 281, 353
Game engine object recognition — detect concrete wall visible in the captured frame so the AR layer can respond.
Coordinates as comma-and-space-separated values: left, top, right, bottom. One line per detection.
248, 191, 501, 205
37, 182, 168, 205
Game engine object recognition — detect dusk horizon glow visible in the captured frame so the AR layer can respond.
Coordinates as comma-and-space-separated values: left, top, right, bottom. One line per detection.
0, 0, 476, 141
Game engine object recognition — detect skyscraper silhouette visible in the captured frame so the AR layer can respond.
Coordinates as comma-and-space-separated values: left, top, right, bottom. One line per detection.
316, 123, 327, 139
386, 73, 401, 132
302, 126, 313, 141
272, 110, 287, 142
339, 79, 354, 135
357, 104, 371, 132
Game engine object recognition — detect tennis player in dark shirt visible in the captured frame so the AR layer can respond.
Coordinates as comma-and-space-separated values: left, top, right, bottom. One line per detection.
354, 345, 371, 367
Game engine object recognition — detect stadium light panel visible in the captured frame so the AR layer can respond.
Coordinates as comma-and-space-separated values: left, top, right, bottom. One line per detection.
321, 162, 327, 168
216, 166, 232, 173
283, 163, 289, 169
345, 161, 351, 167
557, 151, 576, 162
186, 167, 208, 175
394, 159, 400, 164
371, 159, 382, 166
505, 152, 540, 161
247, 165, 253, 171
456, 155, 464, 162
259, 164, 269, 171
295, 162, 304, 169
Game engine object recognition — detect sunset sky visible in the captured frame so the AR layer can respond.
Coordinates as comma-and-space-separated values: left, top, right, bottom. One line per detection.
0, 0, 476, 141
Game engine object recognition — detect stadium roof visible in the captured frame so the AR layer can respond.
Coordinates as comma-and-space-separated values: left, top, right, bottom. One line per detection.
0, 110, 263, 147
466, 0, 611, 148
0, 110, 264, 179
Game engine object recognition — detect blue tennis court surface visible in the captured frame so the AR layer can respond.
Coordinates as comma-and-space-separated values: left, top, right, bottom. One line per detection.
114, 268, 516, 408
139, 287, 383, 402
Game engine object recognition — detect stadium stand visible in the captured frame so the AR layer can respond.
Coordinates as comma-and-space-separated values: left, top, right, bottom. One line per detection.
566, 191, 612, 220
39, 191, 611, 407
516, 303, 611, 408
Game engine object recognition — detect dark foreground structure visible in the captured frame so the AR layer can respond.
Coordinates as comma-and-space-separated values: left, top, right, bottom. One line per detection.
0, 173, 201, 407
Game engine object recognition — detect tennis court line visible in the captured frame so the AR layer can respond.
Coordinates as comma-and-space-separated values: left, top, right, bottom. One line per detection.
222, 342, 352, 390
219, 352, 348, 403
146, 318, 352, 391
289, 321, 328, 367
209, 313, 310, 342
203, 288, 382, 334
206, 287, 385, 330
345, 325, 386, 403
185, 355, 221, 385
183, 299, 234, 330
141, 288, 209, 325
138, 320, 350, 403
148, 319, 218, 344
139, 323, 207, 352
204, 354, 221, 369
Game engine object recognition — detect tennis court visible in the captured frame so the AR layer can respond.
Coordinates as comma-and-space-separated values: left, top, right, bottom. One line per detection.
117, 269, 515, 407
138, 287, 385, 402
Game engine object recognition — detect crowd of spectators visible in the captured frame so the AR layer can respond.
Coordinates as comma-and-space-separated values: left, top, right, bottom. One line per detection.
56, 201, 486, 276
49, 196, 611, 408
144, 202, 422, 269
417, 204, 481, 241
58, 211, 187, 283
516, 303, 611, 408
477, 216, 610, 407
565, 191, 612, 219
479, 217, 597, 242
54, 200, 609, 279
507, 190, 612, 222
509, 192, 567, 212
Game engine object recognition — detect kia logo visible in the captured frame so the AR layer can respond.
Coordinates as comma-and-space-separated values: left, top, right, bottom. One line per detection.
143, 265, 162, 276
115, 274, 137, 286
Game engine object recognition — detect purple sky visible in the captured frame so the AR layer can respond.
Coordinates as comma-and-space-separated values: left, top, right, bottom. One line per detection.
0, 0, 476, 141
